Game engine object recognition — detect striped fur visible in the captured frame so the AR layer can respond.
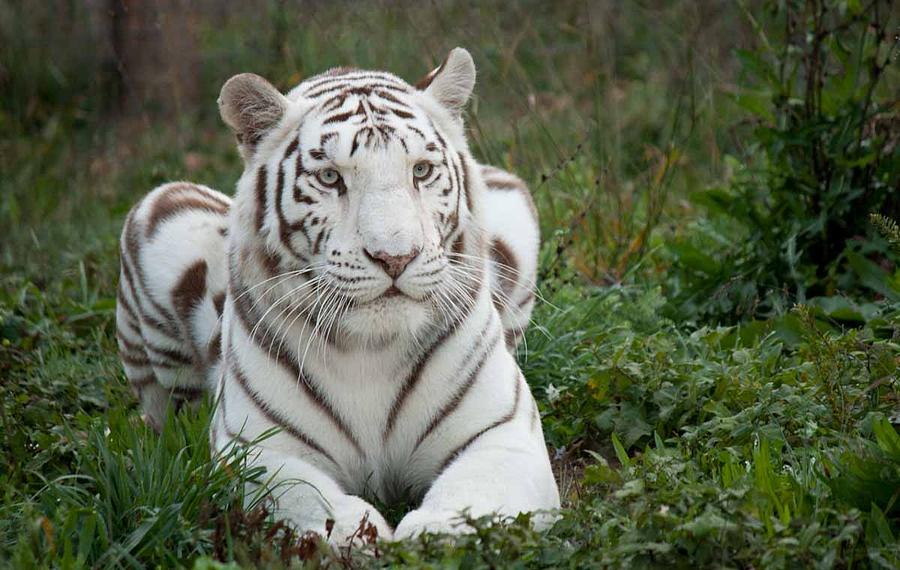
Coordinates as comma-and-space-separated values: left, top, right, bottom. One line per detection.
116, 48, 558, 544
116, 182, 229, 430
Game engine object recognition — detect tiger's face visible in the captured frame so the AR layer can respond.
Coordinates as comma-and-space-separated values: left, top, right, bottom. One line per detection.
222, 49, 481, 346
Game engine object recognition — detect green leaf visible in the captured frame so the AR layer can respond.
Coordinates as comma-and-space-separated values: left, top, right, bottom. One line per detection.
732, 90, 775, 123
654, 431, 665, 450
677, 508, 739, 537
668, 241, 721, 275
865, 504, 895, 547
847, 252, 900, 301
872, 416, 900, 460
807, 296, 880, 323
611, 432, 631, 468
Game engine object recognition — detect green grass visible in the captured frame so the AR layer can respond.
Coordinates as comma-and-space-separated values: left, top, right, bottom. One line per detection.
2, 1, 899, 568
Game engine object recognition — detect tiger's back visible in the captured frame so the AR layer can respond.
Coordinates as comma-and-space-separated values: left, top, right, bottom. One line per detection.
116, 182, 230, 429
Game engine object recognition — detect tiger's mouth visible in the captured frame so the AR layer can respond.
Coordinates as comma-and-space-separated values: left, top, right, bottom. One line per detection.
351, 284, 416, 307
382, 285, 404, 298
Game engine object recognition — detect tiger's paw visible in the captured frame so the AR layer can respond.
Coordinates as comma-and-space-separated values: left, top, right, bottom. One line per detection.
393, 508, 470, 541
327, 497, 394, 546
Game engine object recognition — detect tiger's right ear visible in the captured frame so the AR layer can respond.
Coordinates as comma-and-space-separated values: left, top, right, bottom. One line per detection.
218, 73, 289, 159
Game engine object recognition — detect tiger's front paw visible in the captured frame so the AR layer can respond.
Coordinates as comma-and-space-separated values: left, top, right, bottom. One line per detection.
393, 508, 470, 540
327, 496, 394, 546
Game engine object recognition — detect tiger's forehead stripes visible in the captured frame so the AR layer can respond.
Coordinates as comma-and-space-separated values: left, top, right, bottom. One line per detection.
299, 68, 409, 91
298, 78, 434, 160
298, 69, 406, 94
318, 86, 416, 113
303, 80, 410, 101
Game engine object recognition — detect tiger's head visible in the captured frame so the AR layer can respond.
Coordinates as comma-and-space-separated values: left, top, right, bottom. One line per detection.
221, 48, 485, 347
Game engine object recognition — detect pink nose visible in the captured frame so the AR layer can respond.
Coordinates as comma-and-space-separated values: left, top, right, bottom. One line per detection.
364, 247, 420, 279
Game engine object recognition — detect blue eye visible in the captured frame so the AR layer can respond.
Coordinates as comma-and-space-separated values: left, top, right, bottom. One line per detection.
413, 162, 432, 179
316, 168, 341, 186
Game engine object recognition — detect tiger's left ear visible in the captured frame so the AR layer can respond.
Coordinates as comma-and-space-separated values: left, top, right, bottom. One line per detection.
416, 47, 476, 115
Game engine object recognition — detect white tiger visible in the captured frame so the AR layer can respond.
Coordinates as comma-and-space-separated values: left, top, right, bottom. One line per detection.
116, 48, 559, 543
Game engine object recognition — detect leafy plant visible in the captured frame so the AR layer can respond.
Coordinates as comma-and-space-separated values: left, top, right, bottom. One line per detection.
872, 213, 900, 251
825, 415, 900, 516
666, 0, 900, 323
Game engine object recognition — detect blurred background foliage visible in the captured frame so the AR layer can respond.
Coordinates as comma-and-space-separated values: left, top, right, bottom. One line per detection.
1, 0, 749, 279
1, 0, 899, 567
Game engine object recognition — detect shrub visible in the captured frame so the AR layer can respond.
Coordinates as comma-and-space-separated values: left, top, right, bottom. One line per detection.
666, 0, 900, 323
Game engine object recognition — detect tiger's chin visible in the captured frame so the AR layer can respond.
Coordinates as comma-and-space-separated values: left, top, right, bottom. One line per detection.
339, 295, 432, 349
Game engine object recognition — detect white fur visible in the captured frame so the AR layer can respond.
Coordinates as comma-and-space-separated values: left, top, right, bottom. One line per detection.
116, 48, 557, 545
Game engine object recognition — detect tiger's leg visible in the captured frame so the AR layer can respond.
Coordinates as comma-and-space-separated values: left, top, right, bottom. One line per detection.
116, 182, 231, 429
479, 165, 540, 352
210, 379, 394, 543
393, 371, 559, 539
226, 446, 394, 544
115, 282, 170, 430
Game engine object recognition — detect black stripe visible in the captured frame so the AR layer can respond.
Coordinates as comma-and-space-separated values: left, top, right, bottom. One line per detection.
374, 90, 412, 108
389, 107, 415, 119
407, 125, 427, 140
172, 386, 204, 414
143, 341, 193, 367
190, 184, 231, 209
120, 350, 151, 368
304, 81, 408, 100
382, 278, 482, 441
516, 291, 535, 309
145, 184, 228, 238
505, 328, 521, 350
483, 179, 524, 190
300, 71, 403, 94
413, 320, 500, 449
323, 109, 359, 124
171, 260, 208, 320
275, 157, 308, 262
458, 152, 473, 216
129, 373, 156, 388
120, 256, 177, 339
217, 380, 253, 448
321, 94, 348, 112
312, 228, 325, 255
229, 358, 337, 465
350, 129, 363, 156
450, 154, 464, 235
213, 292, 226, 316
437, 370, 523, 472
284, 137, 299, 158
295, 138, 309, 178
208, 330, 222, 363
428, 118, 448, 148
229, 265, 364, 455
122, 211, 181, 336
116, 331, 144, 354
255, 165, 268, 232
120, 252, 181, 341
116, 284, 141, 326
